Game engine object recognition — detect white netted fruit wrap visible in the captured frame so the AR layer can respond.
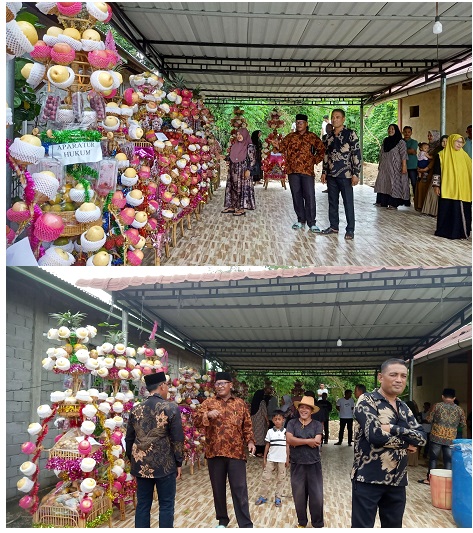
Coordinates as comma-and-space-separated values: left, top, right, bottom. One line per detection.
116, 159, 129, 169
86, 2, 110, 22
35, 2, 58, 15
9, 138, 45, 165
80, 110, 97, 128
119, 107, 133, 117
86, 254, 112, 266
125, 193, 144, 207
43, 35, 60, 47
52, 240, 74, 253
56, 108, 74, 124
32, 172, 59, 200
131, 218, 147, 229
47, 66, 75, 89
90, 70, 120, 92
69, 188, 95, 203
81, 39, 105, 52
6, 20, 34, 56
26, 63, 47, 89
105, 106, 121, 116
57, 34, 83, 51
100, 119, 120, 132
80, 231, 106, 252
120, 174, 138, 186
75, 205, 102, 223
6, 2, 22, 16
38, 247, 75, 266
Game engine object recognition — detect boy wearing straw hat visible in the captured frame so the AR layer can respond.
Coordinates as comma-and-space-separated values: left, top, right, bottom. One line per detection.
286, 395, 324, 528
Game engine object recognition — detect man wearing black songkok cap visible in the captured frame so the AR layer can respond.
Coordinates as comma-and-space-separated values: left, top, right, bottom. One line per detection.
125, 371, 184, 528
194, 371, 256, 528
273, 114, 325, 232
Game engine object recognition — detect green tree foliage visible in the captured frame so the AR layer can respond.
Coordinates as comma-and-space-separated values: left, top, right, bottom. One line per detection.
206, 101, 398, 163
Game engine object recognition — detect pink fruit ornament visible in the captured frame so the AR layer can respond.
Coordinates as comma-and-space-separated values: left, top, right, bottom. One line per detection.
112, 191, 126, 208
33, 212, 65, 242
141, 366, 152, 375
125, 228, 140, 246
30, 42, 51, 62
127, 249, 143, 266
21, 441, 36, 454
147, 218, 157, 230
19, 495, 35, 510
104, 4, 113, 23
117, 472, 127, 483
78, 439, 92, 455
145, 348, 154, 357
111, 430, 122, 445
113, 481, 122, 492
102, 88, 117, 99
172, 378, 180, 387
79, 497, 94, 514
57, 2, 82, 16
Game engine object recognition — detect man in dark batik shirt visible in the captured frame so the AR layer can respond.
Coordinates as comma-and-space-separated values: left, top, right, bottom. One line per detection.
321, 109, 361, 240
126, 371, 184, 528
351, 358, 426, 528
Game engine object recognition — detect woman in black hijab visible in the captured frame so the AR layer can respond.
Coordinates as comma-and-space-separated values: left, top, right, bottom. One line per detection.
251, 130, 263, 184
250, 388, 269, 456
374, 124, 410, 209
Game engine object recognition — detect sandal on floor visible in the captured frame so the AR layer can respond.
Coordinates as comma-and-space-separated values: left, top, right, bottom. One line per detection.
344, 233, 354, 240
221, 208, 235, 213
233, 210, 246, 216
292, 222, 304, 229
321, 227, 339, 235
417, 479, 430, 485
387, 205, 398, 210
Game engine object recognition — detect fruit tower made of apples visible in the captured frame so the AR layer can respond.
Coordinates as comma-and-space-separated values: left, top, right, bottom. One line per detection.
261, 108, 286, 188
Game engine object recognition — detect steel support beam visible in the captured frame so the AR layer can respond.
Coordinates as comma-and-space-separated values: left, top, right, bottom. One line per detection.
440, 72, 447, 136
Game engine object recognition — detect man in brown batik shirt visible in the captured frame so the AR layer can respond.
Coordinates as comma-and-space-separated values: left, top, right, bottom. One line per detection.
194, 371, 256, 528
274, 113, 325, 233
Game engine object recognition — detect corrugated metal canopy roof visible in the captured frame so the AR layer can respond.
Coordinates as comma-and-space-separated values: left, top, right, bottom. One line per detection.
76, 266, 472, 373
110, 1, 472, 104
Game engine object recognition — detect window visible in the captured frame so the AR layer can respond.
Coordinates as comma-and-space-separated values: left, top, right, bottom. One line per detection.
410, 105, 420, 118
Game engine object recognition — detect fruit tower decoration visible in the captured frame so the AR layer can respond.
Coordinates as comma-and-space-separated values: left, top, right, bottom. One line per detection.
261, 108, 286, 189
17, 311, 121, 527
6, 2, 122, 265
227, 106, 248, 156
291, 379, 305, 401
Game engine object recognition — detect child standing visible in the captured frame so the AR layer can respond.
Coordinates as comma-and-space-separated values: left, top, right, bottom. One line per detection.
255, 411, 289, 507
417, 142, 432, 178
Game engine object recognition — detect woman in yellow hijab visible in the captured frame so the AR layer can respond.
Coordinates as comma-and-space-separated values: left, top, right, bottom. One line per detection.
432, 134, 472, 239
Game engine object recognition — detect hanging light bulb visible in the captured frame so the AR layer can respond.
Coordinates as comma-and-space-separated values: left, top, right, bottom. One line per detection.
433, 16, 442, 34
337, 338, 343, 347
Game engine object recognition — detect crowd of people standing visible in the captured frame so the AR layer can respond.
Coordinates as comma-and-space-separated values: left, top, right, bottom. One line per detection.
222, 112, 471, 240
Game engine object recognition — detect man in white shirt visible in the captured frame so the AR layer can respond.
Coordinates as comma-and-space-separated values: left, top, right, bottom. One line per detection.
334, 389, 355, 446
320, 115, 330, 137
317, 383, 328, 401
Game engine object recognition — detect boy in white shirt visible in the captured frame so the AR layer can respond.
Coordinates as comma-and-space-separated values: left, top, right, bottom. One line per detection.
255, 411, 289, 507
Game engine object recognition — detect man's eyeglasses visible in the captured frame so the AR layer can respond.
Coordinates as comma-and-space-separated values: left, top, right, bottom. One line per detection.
214, 381, 231, 387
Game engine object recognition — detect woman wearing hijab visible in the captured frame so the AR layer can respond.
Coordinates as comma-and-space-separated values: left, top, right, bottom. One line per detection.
421, 134, 448, 216
222, 128, 256, 216
374, 124, 410, 209
251, 388, 269, 456
414, 129, 441, 212
432, 134, 472, 239
251, 130, 263, 184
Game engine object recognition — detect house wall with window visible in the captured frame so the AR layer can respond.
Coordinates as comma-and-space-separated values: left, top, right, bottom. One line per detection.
399, 80, 472, 140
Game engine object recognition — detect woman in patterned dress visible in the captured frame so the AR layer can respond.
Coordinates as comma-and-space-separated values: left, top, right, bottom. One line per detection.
222, 128, 256, 216
414, 129, 441, 212
250, 388, 269, 456
421, 133, 447, 217
374, 124, 410, 209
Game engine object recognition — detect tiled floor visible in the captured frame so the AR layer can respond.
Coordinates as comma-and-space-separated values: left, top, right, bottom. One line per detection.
154, 180, 471, 267
107, 439, 455, 528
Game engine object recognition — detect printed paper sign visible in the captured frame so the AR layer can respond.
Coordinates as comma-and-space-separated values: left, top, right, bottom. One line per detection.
49, 141, 102, 165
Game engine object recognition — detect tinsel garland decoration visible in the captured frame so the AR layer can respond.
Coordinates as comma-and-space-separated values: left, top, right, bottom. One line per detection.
27, 406, 58, 515
94, 409, 116, 502
39, 129, 102, 145
67, 164, 99, 183
45, 449, 104, 481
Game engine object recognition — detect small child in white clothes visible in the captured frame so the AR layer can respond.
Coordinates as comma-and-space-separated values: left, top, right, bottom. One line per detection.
255, 410, 289, 507
417, 142, 432, 177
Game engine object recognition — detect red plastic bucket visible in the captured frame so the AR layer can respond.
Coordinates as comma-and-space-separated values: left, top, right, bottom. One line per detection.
430, 469, 452, 510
